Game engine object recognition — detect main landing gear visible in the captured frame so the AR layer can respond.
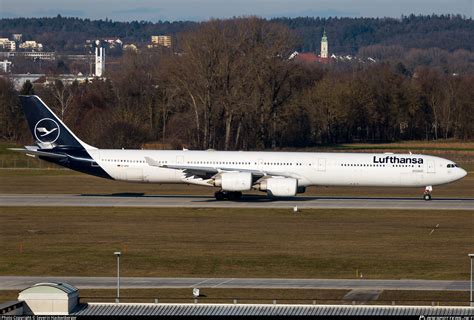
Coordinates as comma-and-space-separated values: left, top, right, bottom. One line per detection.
423, 185, 433, 201
214, 191, 242, 201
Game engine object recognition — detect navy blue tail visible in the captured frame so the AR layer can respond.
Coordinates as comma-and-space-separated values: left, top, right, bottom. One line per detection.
18, 95, 112, 179
19, 95, 89, 149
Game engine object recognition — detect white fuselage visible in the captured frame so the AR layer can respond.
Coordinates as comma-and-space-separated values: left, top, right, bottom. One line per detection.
88, 150, 467, 188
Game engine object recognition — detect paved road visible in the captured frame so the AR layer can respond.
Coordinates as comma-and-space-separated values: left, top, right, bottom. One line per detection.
1, 194, 474, 210
0, 276, 470, 291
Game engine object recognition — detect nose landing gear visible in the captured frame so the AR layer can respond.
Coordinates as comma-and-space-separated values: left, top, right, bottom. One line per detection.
423, 186, 433, 201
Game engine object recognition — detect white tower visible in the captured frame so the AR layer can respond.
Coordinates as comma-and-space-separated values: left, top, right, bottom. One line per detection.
320, 29, 328, 59
95, 40, 105, 77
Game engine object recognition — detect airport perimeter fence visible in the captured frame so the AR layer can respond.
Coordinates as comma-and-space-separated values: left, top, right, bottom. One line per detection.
78, 296, 470, 307
0, 158, 64, 169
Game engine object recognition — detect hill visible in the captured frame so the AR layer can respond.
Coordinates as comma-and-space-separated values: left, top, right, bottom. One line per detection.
0, 14, 473, 54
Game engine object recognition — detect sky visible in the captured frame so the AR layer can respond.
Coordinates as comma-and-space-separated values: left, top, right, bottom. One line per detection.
0, 0, 473, 21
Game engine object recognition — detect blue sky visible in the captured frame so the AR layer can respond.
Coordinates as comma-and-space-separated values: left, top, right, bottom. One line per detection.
1, 0, 472, 21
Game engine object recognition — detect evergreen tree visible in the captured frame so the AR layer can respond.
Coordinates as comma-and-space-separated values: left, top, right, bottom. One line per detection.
20, 80, 35, 95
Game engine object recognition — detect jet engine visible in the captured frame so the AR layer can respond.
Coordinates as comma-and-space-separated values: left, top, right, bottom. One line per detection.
259, 177, 298, 197
214, 172, 252, 191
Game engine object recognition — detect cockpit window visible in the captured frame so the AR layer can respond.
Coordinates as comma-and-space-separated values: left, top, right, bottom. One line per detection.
447, 163, 460, 168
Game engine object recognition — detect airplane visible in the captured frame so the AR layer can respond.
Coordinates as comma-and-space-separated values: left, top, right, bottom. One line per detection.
11, 95, 467, 201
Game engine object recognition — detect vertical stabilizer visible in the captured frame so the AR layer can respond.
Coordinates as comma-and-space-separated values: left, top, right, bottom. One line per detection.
19, 95, 96, 150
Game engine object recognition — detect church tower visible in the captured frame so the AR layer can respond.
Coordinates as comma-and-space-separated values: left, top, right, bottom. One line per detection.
320, 29, 328, 58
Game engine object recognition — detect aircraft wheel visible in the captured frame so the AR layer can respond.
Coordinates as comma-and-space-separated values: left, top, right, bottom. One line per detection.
228, 192, 242, 201
215, 191, 225, 201
423, 194, 432, 201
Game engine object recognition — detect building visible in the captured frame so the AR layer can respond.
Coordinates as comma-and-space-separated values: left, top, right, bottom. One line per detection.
0, 38, 16, 51
85, 38, 122, 50
12, 34, 22, 42
123, 44, 138, 52
290, 52, 329, 64
0, 60, 12, 73
18, 282, 79, 315
320, 30, 328, 59
6, 73, 95, 90
19, 41, 43, 51
0, 51, 55, 60
151, 35, 172, 48
289, 30, 330, 65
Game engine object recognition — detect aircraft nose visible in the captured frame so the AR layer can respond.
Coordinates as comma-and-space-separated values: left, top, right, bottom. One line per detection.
460, 168, 467, 178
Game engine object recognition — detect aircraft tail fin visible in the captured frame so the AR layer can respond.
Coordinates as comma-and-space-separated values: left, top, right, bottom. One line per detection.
19, 95, 96, 150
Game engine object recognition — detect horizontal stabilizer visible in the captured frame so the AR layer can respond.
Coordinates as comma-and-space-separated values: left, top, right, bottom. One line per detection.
8, 148, 67, 159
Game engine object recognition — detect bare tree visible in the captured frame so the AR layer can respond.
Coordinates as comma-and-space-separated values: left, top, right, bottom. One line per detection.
50, 79, 74, 120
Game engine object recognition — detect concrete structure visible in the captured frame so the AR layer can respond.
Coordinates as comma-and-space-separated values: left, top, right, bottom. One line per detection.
95, 43, 105, 77
18, 282, 79, 315
1, 193, 472, 210
320, 30, 328, 58
19, 41, 43, 51
0, 51, 55, 60
0, 38, 16, 51
0, 276, 471, 291
0, 60, 12, 73
151, 35, 172, 48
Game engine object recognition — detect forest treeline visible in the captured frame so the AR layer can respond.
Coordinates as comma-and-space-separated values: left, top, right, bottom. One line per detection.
0, 14, 473, 54
0, 17, 473, 149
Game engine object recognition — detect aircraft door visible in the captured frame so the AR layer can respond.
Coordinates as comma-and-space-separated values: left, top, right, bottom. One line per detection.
174, 155, 185, 180
427, 161, 435, 173
317, 158, 326, 172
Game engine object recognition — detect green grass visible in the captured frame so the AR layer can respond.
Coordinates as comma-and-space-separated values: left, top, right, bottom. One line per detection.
0, 142, 20, 156
0, 207, 472, 280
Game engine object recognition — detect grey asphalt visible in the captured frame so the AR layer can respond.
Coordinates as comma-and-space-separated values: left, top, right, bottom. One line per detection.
0, 276, 470, 291
1, 194, 474, 210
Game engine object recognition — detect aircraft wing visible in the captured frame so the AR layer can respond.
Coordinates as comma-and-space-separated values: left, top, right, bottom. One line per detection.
144, 156, 267, 179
